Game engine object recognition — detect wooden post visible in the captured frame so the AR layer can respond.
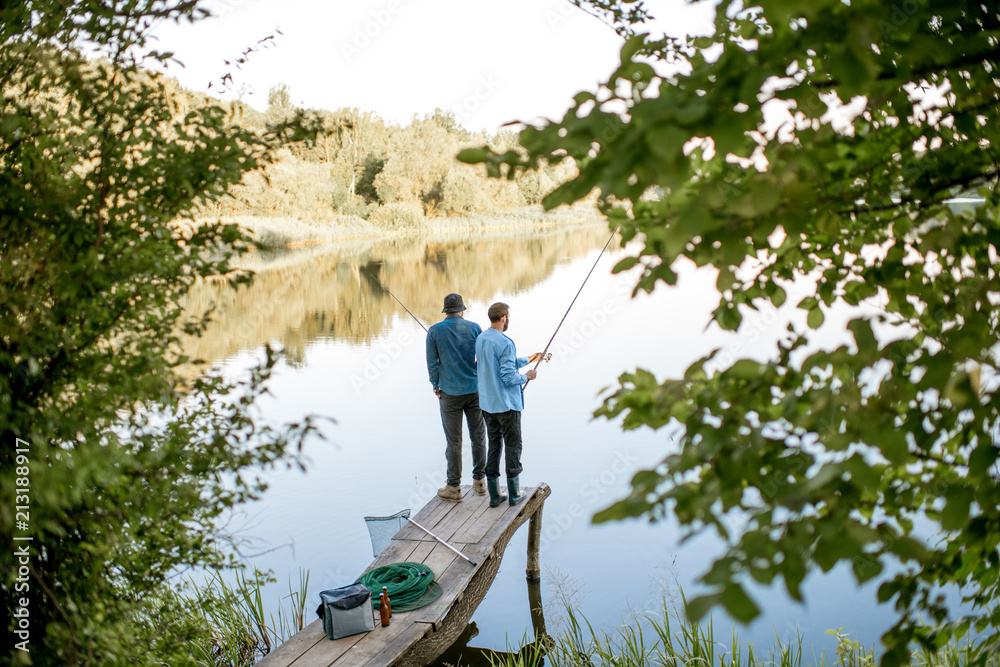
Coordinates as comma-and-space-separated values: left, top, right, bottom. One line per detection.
526, 505, 543, 580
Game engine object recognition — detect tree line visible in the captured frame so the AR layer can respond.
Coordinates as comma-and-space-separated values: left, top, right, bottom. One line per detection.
176, 80, 578, 227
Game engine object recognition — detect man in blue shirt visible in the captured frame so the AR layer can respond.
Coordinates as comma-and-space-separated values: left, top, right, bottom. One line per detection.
426, 293, 487, 501
475, 302, 545, 507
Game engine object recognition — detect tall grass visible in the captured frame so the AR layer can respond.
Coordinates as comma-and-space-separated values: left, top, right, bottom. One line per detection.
184, 567, 310, 667
483, 602, 999, 667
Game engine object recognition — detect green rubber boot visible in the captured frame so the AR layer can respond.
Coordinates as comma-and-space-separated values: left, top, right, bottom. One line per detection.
487, 478, 507, 508
507, 475, 525, 506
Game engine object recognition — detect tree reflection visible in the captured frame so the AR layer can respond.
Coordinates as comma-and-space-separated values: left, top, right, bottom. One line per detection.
177, 224, 610, 378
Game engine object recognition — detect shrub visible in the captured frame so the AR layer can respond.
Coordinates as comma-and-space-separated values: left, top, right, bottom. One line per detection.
368, 202, 426, 230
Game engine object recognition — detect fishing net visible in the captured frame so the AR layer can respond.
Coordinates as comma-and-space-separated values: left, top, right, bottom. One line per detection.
357, 562, 442, 612
363, 509, 410, 557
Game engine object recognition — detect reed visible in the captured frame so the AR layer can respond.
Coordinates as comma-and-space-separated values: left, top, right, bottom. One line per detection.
182, 567, 311, 667
484, 602, 999, 667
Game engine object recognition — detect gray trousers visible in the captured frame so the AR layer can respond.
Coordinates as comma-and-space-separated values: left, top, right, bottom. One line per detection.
439, 391, 487, 487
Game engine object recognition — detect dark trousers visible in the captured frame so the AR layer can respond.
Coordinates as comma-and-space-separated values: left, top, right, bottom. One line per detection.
439, 391, 487, 487
483, 409, 523, 480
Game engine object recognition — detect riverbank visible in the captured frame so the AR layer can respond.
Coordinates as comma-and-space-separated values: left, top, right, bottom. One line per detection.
207, 202, 602, 249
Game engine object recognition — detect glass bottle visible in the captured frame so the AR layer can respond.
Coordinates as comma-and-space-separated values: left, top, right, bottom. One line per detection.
379, 589, 390, 627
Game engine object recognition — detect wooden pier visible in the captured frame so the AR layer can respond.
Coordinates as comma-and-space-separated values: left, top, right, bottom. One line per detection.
257, 483, 551, 667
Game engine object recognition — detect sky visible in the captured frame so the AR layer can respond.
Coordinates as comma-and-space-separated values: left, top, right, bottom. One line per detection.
147, 0, 716, 132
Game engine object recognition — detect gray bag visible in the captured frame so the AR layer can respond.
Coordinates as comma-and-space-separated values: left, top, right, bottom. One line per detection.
319, 583, 376, 640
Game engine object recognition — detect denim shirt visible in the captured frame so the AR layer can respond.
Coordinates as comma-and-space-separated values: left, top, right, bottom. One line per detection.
426, 314, 483, 396
475, 328, 529, 413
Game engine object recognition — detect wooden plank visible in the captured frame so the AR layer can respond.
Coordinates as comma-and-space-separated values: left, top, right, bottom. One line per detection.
408, 493, 445, 525
475, 490, 539, 550
393, 486, 471, 541
406, 544, 492, 627
366, 539, 421, 570
399, 539, 435, 565
430, 491, 488, 543
256, 620, 326, 667
393, 499, 445, 540
417, 542, 459, 580
330, 620, 429, 666
461, 487, 535, 545
297, 614, 413, 667
418, 484, 475, 532
284, 630, 367, 667
450, 492, 494, 544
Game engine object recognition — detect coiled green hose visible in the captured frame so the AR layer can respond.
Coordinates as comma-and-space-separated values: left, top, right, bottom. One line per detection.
357, 562, 442, 612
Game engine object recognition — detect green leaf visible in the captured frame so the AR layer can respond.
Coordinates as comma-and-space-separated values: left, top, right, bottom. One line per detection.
457, 148, 488, 164
718, 304, 742, 331
941, 487, 973, 531
686, 593, 722, 622
728, 359, 761, 379
807, 307, 825, 329
969, 443, 1000, 477
613, 256, 641, 273
721, 583, 760, 623
847, 318, 877, 356
620, 33, 647, 62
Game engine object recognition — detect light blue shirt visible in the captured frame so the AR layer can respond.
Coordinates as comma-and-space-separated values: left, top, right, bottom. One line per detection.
475, 328, 529, 413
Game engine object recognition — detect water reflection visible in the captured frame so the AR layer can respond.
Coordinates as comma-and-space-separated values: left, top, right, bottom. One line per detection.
178, 224, 611, 373
431, 578, 549, 667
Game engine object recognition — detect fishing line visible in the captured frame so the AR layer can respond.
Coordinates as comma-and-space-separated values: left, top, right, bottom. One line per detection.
370, 273, 428, 332
523, 224, 621, 392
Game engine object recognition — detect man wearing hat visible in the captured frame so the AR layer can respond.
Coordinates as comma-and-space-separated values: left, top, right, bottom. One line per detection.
426, 293, 488, 501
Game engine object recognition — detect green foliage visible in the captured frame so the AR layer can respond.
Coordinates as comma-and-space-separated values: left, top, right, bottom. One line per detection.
0, 3, 320, 664
466, 0, 1000, 663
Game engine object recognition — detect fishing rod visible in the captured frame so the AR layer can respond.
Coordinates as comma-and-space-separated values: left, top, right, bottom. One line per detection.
405, 517, 477, 566
370, 273, 428, 333
522, 224, 621, 392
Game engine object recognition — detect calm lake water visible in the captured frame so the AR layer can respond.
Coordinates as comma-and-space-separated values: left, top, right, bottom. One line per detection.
182, 221, 915, 660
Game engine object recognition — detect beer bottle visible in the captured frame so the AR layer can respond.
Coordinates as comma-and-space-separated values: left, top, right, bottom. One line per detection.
383, 586, 392, 618
379, 589, 390, 627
